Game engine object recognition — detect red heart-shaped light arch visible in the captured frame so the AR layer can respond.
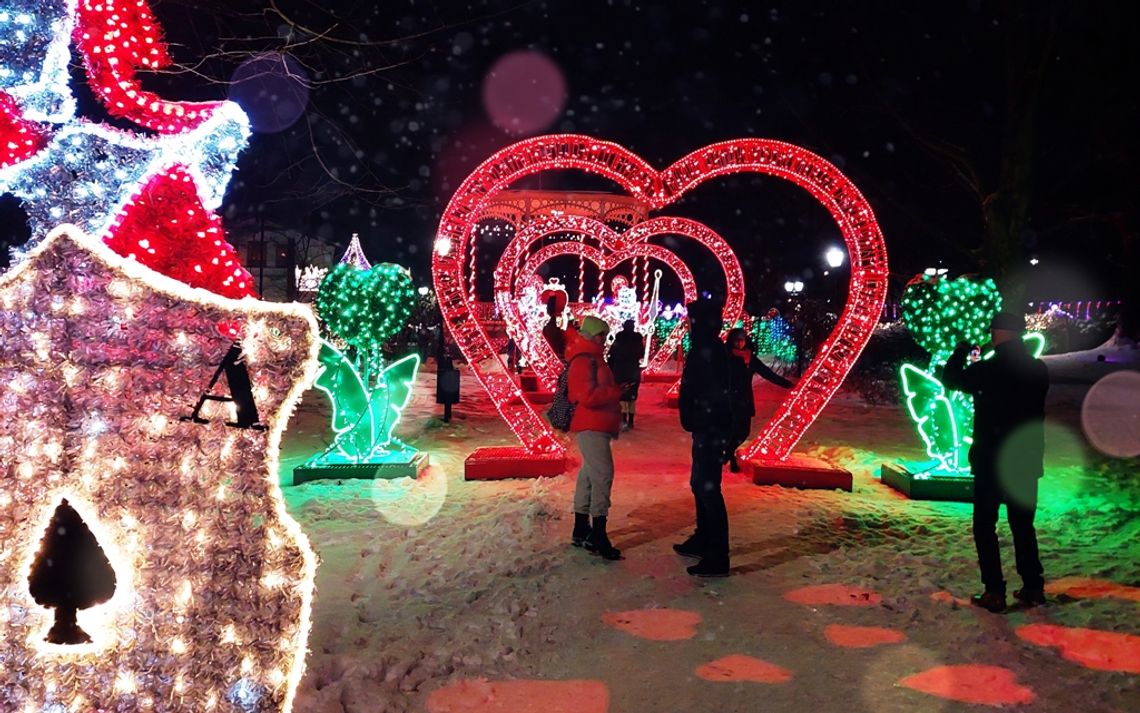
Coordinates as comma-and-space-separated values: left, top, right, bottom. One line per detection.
433, 135, 888, 469
495, 214, 744, 393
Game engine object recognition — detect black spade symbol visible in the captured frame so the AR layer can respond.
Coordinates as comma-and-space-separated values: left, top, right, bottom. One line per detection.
27, 499, 117, 645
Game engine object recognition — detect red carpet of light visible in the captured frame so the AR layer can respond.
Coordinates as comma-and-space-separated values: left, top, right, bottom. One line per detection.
695, 654, 793, 684
601, 608, 702, 641
898, 665, 1036, 706
1017, 624, 1140, 674
823, 624, 906, 648
1046, 576, 1140, 603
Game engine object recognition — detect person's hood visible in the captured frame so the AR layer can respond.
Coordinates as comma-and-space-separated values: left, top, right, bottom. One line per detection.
565, 327, 605, 360
687, 299, 723, 340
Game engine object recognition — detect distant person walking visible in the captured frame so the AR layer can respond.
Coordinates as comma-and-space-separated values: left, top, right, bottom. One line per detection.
607, 320, 645, 429
725, 328, 793, 471
943, 311, 1049, 612
674, 299, 735, 577
542, 298, 566, 361
567, 316, 628, 560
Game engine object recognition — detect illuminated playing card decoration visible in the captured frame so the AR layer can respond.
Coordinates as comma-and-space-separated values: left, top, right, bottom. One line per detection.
0, 226, 319, 712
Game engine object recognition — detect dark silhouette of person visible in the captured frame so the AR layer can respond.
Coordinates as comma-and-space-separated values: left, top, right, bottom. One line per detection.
607, 319, 645, 429
725, 327, 793, 471
943, 311, 1049, 612
542, 297, 566, 360
674, 299, 735, 577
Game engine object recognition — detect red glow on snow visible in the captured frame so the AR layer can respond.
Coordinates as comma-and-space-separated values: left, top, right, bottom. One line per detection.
823, 624, 906, 648
930, 590, 971, 607
695, 654, 793, 684
783, 584, 882, 607
1017, 624, 1140, 674
898, 665, 1035, 706
426, 678, 609, 713
601, 609, 702, 641
432, 135, 889, 476
1046, 576, 1140, 603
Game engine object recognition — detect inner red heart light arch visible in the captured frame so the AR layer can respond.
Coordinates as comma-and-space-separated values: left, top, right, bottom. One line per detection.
495, 214, 744, 393
433, 135, 888, 476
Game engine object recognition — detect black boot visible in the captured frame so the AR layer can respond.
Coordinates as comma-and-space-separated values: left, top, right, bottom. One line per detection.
628, 413, 634, 429
971, 590, 1007, 613
571, 512, 591, 547
584, 516, 622, 560
672, 533, 705, 559
687, 557, 730, 578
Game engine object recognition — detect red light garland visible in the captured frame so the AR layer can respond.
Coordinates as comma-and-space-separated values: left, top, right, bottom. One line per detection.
0, 91, 48, 169
433, 135, 888, 474
101, 164, 256, 302
74, 0, 224, 134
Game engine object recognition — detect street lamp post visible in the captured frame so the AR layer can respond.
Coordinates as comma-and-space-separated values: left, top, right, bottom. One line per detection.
785, 279, 805, 376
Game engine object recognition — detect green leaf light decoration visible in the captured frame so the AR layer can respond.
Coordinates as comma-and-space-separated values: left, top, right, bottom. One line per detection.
308, 261, 421, 468
898, 275, 1045, 475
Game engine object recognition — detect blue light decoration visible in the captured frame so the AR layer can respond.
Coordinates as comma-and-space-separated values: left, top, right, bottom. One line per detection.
0, 0, 249, 268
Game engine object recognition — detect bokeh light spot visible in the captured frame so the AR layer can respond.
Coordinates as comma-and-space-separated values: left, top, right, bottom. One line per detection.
370, 465, 448, 527
481, 51, 567, 136
1017, 624, 1140, 673
426, 678, 609, 713
229, 53, 310, 133
601, 608, 701, 641
695, 654, 792, 683
1080, 370, 1140, 458
898, 665, 1035, 706
783, 584, 882, 607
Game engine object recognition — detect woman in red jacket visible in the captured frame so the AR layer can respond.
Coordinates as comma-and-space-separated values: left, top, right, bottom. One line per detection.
567, 316, 626, 560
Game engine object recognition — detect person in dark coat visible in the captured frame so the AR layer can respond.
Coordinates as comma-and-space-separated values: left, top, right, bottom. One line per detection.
542, 297, 566, 360
942, 311, 1049, 612
607, 319, 645, 429
674, 299, 735, 577
725, 328, 794, 472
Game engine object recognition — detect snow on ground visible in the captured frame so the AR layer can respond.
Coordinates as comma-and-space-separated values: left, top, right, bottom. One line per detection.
279, 345, 1140, 713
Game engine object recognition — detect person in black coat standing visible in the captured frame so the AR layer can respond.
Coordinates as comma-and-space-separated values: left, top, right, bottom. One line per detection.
607, 320, 645, 429
943, 311, 1049, 612
725, 327, 793, 472
674, 299, 735, 577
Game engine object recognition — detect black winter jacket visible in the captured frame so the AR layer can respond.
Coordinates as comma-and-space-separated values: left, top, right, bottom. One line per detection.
942, 339, 1048, 480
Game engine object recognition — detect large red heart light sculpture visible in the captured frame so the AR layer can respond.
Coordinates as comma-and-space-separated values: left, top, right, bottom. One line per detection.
495, 214, 744, 393
433, 135, 888, 479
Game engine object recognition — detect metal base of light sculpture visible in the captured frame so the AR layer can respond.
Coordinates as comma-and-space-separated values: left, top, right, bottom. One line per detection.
879, 462, 973, 501
744, 454, 853, 491
465, 447, 566, 481
293, 445, 429, 485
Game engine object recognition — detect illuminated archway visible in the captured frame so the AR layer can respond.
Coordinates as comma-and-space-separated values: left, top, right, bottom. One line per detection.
433, 135, 888, 477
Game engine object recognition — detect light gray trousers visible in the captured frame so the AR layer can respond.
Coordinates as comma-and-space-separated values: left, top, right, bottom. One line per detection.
573, 430, 615, 518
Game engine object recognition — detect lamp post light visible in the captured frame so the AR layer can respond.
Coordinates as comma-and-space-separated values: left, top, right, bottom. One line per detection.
784, 279, 805, 376
824, 246, 845, 269
417, 286, 430, 296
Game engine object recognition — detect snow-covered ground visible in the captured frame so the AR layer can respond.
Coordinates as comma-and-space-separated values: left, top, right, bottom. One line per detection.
279, 344, 1140, 713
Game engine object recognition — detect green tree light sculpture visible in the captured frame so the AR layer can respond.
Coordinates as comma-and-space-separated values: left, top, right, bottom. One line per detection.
298, 262, 424, 479
899, 274, 1044, 475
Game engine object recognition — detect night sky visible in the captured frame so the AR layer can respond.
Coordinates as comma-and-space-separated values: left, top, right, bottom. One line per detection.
140, 0, 1137, 309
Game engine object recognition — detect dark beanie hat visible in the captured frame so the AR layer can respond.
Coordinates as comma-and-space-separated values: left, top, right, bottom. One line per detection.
990, 311, 1025, 332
